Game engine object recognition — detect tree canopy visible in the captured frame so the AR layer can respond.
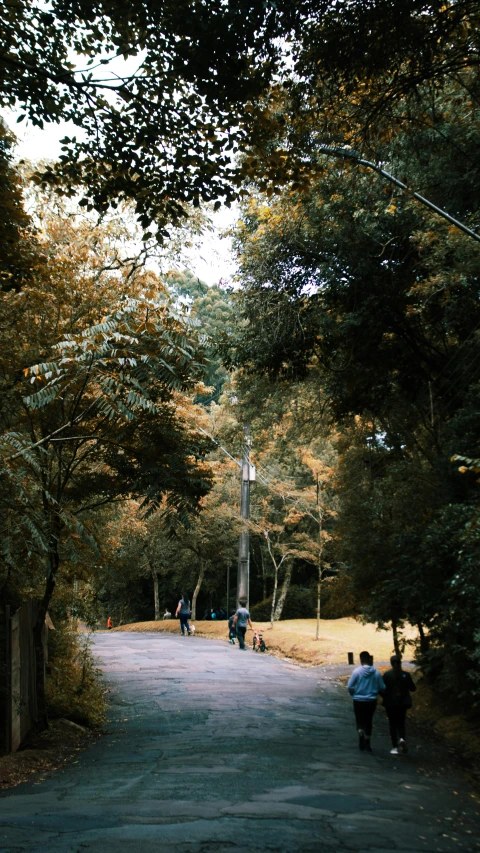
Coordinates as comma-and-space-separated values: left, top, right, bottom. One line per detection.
0, 0, 301, 227
223, 10, 480, 709
2, 0, 480, 725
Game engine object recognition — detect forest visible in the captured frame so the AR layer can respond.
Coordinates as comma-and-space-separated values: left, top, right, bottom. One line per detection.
0, 0, 479, 727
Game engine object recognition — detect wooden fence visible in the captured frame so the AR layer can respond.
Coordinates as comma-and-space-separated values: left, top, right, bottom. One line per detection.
0, 602, 48, 754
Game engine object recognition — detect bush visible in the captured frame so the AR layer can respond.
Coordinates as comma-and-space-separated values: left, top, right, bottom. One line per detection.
251, 586, 317, 620
250, 597, 273, 621
46, 624, 107, 728
321, 574, 357, 619
250, 580, 355, 621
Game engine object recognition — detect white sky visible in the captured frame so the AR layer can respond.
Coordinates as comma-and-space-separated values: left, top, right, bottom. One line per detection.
4, 112, 239, 288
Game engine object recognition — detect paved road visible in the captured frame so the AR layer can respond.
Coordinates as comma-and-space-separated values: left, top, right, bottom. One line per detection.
1, 633, 479, 853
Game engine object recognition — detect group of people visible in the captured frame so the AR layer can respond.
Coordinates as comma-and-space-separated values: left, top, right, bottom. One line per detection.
347, 650, 416, 754
228, 599, 253, 649
172, 595, 415, 754
174, 594, 253, 648
203, 607, 227, 620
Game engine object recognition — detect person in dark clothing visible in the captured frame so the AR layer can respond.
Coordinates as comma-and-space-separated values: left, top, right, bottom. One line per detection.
347, 650, 386, 752
228, 611, 237, 643
175, 593, 191, 636
233, 599, 253, 650
382, 655, 416, 754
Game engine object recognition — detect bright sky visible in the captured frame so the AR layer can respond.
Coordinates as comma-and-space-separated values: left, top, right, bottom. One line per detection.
4, 112, 239, 288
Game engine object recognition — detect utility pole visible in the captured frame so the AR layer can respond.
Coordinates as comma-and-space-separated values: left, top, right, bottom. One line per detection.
237, 424, 252, 607
226, 563, 230, 617
196, 422, 255, 609
315, 474, 323, 641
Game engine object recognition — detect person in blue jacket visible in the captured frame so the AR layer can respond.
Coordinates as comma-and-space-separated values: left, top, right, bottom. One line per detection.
347, 651, 386, 752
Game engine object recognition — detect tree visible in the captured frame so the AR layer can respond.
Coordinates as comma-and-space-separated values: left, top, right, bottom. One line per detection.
92, 453, 241, 624
0, 196, 214, 727
242, 2, 480, 240
167, 460, 240, 619
227, 59, 480, 706
0, 125, 38, 292
0, 0, 301, 227
166, 269, 235, 404
230, 134, 480, 426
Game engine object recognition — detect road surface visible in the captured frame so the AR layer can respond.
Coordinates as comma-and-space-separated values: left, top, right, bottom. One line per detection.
0, 631, 479, 852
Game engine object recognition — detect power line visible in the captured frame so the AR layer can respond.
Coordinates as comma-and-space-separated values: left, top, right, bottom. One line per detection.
197, 425, 241, 468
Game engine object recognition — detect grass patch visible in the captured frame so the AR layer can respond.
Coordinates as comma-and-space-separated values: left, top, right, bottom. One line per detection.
114, 617, 418, 665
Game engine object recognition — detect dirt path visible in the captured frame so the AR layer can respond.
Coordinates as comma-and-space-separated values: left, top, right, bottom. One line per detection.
0, 632, 479, 853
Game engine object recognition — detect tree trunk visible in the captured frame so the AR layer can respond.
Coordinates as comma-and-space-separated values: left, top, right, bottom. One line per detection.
417, 621, 429, 654
315, 508, 323, 640
153, 572, 160, 620
392, 617, 401, 658
270, 564, 279, 627
260, 546, 267, 601
315, 570, 321, 641
273, 562, 293, 622
33, 539, 59, 732
191, 559, 205, 621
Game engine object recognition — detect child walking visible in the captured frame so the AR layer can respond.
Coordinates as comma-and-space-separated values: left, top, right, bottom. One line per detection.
228, 611, 237, 644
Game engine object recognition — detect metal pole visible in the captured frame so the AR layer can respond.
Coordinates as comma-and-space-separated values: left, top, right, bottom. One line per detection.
226, 563, 230, 618
237, 424, 251, 607
315, 475, 321, 641
5, 605, 11, 754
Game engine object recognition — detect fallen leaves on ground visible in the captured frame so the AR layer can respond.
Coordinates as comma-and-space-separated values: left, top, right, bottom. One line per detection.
0, 718, 99, 790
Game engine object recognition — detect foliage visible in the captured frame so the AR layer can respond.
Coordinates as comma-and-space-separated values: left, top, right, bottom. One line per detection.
249, 582, 353, 621
92, 457, 240, 623
250, 587, 316, 621
418, 504, 480, 712
0, 0, 300, 227
0, 180, 217, 727
0, 126, 34, 292
46, 626, 107, 728
242, 1, 480, 240
166, 269, 235, 404
227, 18, 480, 709
0, 209, 214, 602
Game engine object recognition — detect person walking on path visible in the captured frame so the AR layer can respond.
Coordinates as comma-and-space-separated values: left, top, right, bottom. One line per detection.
382, 655, 416, 754
347, 650, 386, 752
175, 594, 191, 636
107, 616, 113, 630
233, 599, 253, 650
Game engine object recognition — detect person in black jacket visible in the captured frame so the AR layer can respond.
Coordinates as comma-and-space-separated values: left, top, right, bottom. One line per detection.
383, 655, 416, 754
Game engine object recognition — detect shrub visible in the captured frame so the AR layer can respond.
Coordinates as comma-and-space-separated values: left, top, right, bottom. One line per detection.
250, 586, 317, 620
250, 580, 355, 621
46, 624, 107, 728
